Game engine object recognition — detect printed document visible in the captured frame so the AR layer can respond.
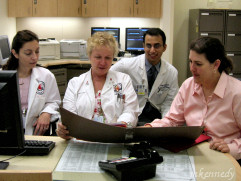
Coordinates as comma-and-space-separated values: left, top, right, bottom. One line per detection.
55, 139, 195, 180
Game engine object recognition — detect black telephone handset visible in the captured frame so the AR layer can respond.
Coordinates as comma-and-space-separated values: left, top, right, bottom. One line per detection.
99, 142, 163, 181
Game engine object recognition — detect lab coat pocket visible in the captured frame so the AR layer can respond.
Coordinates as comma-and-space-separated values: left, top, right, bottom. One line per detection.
31, 95, 46, 116
115, 100, 124, 116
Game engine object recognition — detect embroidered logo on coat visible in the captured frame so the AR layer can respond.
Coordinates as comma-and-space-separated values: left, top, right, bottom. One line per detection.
113, 83, 122, 94
36, 81, 45, 95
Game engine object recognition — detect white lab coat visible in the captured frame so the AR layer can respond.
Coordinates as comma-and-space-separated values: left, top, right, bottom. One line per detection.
63, 69, 139, 127
111, 54, 179, 117
25, 67, 61, 135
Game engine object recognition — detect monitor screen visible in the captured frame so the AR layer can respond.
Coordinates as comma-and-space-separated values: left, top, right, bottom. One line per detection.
0, 70, 25, 151
125, 28, 150, 55
91, 27, 120, 44
0, 35, 11, 66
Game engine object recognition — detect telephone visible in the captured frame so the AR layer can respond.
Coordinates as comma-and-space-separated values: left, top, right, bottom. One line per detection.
99, 141, 163, 181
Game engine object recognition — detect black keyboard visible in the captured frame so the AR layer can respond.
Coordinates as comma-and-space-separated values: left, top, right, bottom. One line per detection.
23, 140, 55, 155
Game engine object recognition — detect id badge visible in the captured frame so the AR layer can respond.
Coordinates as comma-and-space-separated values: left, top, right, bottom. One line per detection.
93, 115, 104, 123
136, 85, 146, 95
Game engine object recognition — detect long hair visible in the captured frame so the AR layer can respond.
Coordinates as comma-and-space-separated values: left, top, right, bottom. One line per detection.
190, 37, 233, 74
2, 30, 39, 70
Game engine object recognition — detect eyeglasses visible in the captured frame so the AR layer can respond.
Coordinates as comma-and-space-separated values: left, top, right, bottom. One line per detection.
145, 43, 163, 49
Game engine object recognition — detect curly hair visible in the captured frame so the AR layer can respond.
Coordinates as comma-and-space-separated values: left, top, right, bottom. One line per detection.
87, 32, 118, 58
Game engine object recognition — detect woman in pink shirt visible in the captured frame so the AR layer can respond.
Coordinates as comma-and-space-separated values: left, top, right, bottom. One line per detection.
146, 37, 241, 160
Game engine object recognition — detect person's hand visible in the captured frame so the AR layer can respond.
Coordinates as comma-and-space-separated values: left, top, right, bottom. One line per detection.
209, 139, 230, 153
56, 122, 72, 140
33, 112, 51, 135
138, 124, 152, 128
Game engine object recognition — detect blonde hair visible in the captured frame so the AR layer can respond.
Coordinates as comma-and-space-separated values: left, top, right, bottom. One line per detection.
87, 32, 118, 57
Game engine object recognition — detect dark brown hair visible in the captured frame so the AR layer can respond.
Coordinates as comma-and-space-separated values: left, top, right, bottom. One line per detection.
190, 37, 233, 74
2, 30, 39, 70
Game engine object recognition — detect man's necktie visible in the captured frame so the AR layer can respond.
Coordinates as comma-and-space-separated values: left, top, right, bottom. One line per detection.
147, 66, 156, 91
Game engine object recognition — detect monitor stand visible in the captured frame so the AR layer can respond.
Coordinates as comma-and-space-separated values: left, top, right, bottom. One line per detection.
0, 161, 9, 169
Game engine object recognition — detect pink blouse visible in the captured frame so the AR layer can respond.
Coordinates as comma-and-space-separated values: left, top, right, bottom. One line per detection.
19, 76, 31, 114
150, 72, 241, 159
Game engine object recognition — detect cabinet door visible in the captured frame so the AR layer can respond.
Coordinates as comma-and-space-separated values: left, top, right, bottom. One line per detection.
82, 0, 107, 17
33, 0, 58, 17
225, 33, 241, 52
8, 0, 33, 17
108, 0, 133, 17
58, 0, 81, 17
199, 32, 224, 44
227, 53, 241, 74
134, 0, 161, 18
199, 10, 225, 32
226, 10, 241, 32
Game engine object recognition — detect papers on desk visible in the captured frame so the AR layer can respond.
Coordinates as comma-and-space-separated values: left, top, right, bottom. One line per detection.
55, 140, 196, 181
60, 108, 206, 152
55, 140, 107, 173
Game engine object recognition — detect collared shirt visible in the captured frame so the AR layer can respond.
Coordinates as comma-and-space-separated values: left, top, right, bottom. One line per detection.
145, 58, 161, 75
150, 72, 241, 159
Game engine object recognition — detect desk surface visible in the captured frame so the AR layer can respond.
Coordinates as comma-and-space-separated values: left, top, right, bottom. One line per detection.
0, 136, 240, 181
38, 59, 117, 68
38, 59, 91, 67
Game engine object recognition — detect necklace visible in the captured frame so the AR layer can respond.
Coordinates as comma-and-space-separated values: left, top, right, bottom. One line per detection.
19, 78, 24, 85
19, 76, 31, 116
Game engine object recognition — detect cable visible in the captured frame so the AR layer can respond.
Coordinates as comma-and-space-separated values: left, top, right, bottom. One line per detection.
0, 150, 26, 163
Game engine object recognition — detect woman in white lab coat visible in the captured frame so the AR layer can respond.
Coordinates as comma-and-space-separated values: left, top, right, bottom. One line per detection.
57, 32, 139, 140
2, 30, 61, 135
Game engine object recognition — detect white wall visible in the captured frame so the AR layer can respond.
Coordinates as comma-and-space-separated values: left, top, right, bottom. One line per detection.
16, 17, 161, 51
0, 0, 16, 44
160, 0, 174, 64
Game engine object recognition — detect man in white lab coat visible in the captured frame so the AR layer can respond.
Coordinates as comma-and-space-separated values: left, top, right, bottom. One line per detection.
111, 28, 179, 125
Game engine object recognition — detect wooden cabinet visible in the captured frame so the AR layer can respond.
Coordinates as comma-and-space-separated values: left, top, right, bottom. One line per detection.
134, 0, 161, 18
33, 0, 58, 17
8, 0, 57, 17
58, 0, 81, 17
108, 0, 133, 17
82, 0, 108, 17
8, 0, 33, 17
8, 0, 161, 17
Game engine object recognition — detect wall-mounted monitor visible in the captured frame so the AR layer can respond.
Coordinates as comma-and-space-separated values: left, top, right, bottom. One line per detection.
0, 35, 11, 66
91, 27, 120, 44
125, 28, 150, 56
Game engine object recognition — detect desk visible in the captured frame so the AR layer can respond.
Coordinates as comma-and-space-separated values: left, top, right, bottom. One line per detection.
0, 136, 240, 181
38, 59, 91, 68
38, 59, 117, 68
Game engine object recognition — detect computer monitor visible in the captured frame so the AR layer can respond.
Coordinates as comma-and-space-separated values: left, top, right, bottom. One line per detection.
91, 27, 120, 44
0, 35, 11, 66
0, 70, 25, 152
125, 28, 150, 56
